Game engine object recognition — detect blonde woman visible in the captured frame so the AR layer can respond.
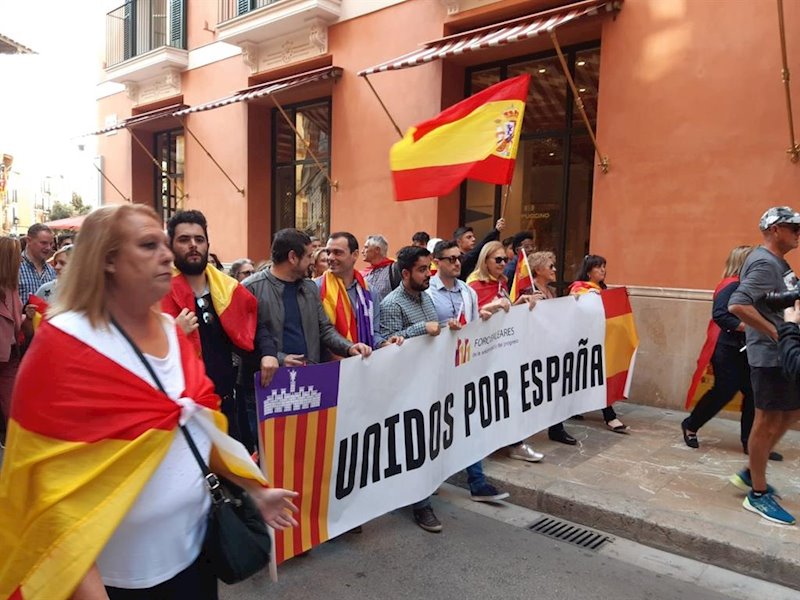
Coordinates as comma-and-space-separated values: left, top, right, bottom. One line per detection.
528, 250, 579, 445
0, 205, 298, 599
310, 247, 329, 279
682, 246, 779, 459
467, 241, 544, 462
34, 243, 74, 302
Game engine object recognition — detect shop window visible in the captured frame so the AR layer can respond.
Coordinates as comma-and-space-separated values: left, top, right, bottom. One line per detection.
272, 100, 331, 240
462, 44, 600, 289
154, 128, 184, 223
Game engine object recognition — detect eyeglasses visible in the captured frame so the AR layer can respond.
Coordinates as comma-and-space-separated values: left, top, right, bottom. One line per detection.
548, 264, 556, 270
438, 256, 461, 264
778, 224, 800, 233
493, 256, 509, 264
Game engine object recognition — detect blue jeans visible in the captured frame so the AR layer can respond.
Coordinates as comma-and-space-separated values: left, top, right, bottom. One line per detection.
466, 460, 486, 493
412, 461, 487, 509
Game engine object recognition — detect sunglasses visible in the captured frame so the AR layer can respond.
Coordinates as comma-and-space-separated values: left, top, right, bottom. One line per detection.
438, 256, 461, 264
493, 256, 509, 265
548, 264, 556, 270
778, 224, 800, 233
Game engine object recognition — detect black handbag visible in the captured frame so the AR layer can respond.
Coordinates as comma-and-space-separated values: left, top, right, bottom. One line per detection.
112, 318, 271, 584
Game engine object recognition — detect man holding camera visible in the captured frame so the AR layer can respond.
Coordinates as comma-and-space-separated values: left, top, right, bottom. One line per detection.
728, 206, 800, 525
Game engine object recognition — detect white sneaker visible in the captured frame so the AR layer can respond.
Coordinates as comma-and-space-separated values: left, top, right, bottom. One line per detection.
508, 443, 544, 463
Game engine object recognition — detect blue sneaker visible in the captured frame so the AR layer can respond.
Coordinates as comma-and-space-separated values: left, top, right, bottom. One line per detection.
743, 491, 796, 525
470, 483, 510, 503
729, 469, 777, 495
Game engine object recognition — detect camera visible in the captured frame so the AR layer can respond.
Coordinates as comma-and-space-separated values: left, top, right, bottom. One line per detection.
764, 289, 800, 310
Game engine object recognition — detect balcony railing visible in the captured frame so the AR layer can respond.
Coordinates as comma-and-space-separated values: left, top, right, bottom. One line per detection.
218, 0, 282, 24
106, 0, 186, 68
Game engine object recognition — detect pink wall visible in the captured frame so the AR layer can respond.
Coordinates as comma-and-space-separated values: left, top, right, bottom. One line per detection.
593, 0, 800, 289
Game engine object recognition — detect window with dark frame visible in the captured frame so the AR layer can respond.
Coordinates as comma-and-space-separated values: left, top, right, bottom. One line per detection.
154, 128, 184, 224
271, 99, 331, 240
462, 43, 600, 291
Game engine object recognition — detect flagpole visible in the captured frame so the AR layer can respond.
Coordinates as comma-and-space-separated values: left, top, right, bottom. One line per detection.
500, 184, 511, 219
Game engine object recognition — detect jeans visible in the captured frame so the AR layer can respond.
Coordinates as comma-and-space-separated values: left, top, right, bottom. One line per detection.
685, 342, 754, 443
466, 461, 486, 493
412, 496, 432, 510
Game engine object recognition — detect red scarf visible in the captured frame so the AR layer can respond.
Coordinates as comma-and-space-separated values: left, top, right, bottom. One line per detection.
361, 257, 394, 275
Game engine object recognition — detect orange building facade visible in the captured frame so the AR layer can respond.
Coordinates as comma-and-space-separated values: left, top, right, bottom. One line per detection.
95, 0, 800, 409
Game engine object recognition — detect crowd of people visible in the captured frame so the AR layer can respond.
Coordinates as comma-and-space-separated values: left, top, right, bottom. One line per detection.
1, 204, 798, 597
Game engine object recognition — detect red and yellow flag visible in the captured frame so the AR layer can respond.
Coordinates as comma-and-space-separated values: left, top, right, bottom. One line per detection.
26, 295, 48, 331
0, 316, 265, 600
601, 288, 639, 405
390, 74, 530, 201
162, 264, 257, 354
509, 249, 532, 303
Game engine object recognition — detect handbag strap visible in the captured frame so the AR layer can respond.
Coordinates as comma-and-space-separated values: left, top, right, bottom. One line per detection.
110, 317, 225, 500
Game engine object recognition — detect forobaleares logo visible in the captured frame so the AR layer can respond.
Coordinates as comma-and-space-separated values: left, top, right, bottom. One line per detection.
455, 338, 472, 367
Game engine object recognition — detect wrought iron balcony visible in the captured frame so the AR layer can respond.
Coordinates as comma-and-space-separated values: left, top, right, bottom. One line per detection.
218, 0, 282, 24
106, 0, 186, 68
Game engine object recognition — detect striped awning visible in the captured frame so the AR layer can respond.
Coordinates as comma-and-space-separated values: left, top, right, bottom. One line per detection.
174, 65, 343, 116
358, 0, 620, 76
89, 104, 187, 136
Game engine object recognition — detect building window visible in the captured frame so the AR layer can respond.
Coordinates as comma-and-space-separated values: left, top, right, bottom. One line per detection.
154, 128, 184, 223
272, 99, 331, 239
462, 44, 600, 288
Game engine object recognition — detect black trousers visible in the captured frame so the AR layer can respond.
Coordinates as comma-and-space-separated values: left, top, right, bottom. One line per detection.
685, 342, 754, 443
106, 553, 217, 600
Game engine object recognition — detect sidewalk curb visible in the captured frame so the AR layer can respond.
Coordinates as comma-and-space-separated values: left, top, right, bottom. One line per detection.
447, 466, 800, 591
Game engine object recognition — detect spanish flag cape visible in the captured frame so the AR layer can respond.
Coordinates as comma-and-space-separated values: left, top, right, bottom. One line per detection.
319, 271, 374, 347
161, 264, 257, 354
466, 272, 508, 308
0, 312, 267, 600
568, 280, 603, 296
685, 276, 740, 410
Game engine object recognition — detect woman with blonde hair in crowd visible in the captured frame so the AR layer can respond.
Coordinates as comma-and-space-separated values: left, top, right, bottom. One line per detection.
0, 237, 31, 447
0, 204, 298, 599
682, 246, 780, 459
528, 250, 580, 444
467, 240, 545, 462
310, 247, 329, 279
567, 254, 629, 432
34, 243, 74, 302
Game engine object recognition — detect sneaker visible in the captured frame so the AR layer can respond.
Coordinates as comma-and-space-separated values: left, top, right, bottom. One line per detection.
508, 442, 544, 462
729, 468, 777, 495
413, 507, 442, 533
743, 491, 796, 525
470, 483, 510, 503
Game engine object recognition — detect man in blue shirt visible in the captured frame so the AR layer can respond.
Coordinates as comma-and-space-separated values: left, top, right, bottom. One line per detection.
19, 224, 55, 305
426, 239, 514, 503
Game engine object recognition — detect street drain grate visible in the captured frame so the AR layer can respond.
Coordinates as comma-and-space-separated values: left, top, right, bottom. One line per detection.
528, 517, 613, 551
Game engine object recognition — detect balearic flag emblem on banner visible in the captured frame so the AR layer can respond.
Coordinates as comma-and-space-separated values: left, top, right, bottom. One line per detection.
257, 291, 639, 566
389, 74, 531, 201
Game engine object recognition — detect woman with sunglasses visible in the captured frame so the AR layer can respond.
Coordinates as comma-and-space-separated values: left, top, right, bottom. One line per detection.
466, 241, 545, 461
568, 254, 629, 433
527, 251, 580, 444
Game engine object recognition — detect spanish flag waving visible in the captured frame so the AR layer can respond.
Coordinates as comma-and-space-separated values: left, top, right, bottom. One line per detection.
0, 313, 266, 600
390, 74, 530, 201
509, 249, 532, 303
162, 265, 257, 354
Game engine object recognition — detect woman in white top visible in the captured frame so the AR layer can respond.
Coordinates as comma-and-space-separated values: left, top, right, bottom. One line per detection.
0, 204, 297, 600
